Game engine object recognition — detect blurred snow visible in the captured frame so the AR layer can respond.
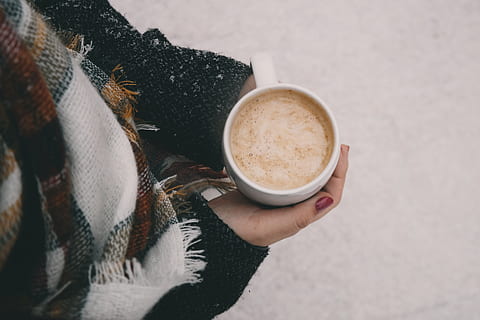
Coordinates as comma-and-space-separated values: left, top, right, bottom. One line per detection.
110, 0, 480, 319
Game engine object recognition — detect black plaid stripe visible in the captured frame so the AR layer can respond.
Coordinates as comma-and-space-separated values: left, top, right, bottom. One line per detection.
80, 57, 110, 90
60, 197, 94, 284
0, 0, 24, 30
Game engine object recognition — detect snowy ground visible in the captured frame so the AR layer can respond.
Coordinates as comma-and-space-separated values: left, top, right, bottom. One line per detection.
111, 1, 480, 319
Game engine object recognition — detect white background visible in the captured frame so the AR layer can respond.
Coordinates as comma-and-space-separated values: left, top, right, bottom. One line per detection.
111, 1, 480, 319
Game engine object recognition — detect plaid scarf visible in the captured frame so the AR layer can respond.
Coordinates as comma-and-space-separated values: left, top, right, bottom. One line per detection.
0, 1, 232, 318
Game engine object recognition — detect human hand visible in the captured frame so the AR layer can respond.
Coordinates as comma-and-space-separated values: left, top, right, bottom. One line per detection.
238, 75, 256, 99
209, 144, 350, 247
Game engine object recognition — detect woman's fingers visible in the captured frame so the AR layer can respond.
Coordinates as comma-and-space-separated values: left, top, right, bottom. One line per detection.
322, 144, 350, 203
263, 144, 350, 240
210, 144, 350, 247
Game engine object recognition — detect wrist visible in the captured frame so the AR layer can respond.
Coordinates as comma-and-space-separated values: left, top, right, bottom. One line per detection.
238, 75, 256, 99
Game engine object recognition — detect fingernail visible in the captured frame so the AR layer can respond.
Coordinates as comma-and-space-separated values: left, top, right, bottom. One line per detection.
342, 144, 350, 152
315, 197, 333, 212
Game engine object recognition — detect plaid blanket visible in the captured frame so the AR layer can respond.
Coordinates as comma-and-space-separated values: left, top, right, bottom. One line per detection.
0, 0, 233, 318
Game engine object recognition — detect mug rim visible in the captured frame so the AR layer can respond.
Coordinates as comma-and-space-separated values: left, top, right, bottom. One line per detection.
223, 83, 340, 196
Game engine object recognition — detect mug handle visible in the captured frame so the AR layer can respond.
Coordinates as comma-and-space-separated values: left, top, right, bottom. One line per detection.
250, 52, 278, 87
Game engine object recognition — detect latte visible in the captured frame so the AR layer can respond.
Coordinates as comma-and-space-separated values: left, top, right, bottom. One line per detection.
230, 89, 334, 190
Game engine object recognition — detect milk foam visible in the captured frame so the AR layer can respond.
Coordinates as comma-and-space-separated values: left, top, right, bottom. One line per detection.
230, 89, 333, 190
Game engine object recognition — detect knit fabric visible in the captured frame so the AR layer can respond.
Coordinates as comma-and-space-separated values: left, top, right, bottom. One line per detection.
146, 193, 269, 320
0, 1, 205, 318
32, 0, 252, 171
1, 0, 269, 319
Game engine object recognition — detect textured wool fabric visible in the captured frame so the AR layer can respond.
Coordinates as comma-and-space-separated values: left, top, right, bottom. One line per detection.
1, 0, 269, 319
146, 193, 269, 320
0, 4, 69, 309
0, 141, 21, 269
0, 1, 203, 318
31, 0, 252, 171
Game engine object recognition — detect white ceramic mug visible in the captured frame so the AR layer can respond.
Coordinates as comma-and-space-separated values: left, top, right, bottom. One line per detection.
222, 53, 340, 206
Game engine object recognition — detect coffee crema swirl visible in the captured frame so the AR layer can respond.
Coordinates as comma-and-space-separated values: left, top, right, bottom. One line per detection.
230, 89, 333, 190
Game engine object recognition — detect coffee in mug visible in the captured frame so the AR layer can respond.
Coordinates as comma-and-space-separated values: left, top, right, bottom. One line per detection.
222, 53, 340, 206
230, 89, 334, 190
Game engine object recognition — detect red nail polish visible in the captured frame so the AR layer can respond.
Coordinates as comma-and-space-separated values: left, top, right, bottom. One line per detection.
315, 197, 333, 212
